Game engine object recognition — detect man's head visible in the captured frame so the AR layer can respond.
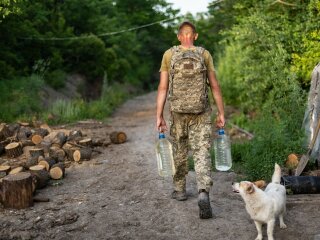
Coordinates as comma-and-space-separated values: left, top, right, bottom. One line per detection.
177, 21, 198, 47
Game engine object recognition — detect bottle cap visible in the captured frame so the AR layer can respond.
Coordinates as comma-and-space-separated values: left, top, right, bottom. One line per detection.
218, 129, 225, 135
159, 133, 165, 139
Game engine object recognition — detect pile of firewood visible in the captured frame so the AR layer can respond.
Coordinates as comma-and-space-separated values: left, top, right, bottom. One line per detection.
0, 122, 127, 209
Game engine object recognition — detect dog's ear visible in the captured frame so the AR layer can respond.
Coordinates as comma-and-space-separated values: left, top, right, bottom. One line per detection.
246, 182, 255, 194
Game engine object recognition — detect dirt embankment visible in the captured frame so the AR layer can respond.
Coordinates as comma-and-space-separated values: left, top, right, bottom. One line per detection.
0, 91, 320, 240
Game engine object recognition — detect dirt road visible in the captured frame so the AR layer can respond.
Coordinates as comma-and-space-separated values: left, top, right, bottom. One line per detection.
1, 91, 320, 240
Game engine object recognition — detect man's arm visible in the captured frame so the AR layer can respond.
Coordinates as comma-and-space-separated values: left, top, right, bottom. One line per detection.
208, 70, 225, 128
156, 71, 169, 132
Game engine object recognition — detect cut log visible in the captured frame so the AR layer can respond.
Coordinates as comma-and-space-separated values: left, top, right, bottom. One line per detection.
49, 163, 65, 180
29, 165, 46, 171
73, 148, 92, 162
110, 131, 127, 144
17, 121, 30, 127
0, 165, 11, 175
0, 123, 13, 141
5, 142, 23, 158
31, 134, 43, 145
49, 146, 66, 162
25, 157, 39, 169
29, 167, 50, 190
62, 143, 79, 161
20, 140, 35, 148
7, 123, 20, 134
1, 172, 33, 209
0, 143, 4, 155
92, 138, 105, 147
17, 127, 32, 141
9, 166, 24, 175
38, 158, 56, 171
23, 146, 34, 159
51, 132, 67, 148
68, 130, 83, 142
79, 138, 92, 147
29, 148, 45, 159
40, 123, 52, 133
285, 153, 300, 169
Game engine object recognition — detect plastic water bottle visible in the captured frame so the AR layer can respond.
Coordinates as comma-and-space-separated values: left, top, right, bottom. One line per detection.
155, 132, 176, 177
213, 129, 232, 171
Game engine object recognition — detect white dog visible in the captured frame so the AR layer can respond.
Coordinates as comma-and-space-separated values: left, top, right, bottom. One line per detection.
232, 163, 287, 240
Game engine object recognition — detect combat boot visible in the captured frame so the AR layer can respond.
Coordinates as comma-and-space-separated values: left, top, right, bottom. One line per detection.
198, 189, 213, 219
171, 190, 188, 201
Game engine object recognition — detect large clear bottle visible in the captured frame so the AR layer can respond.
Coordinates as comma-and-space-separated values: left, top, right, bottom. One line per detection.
213, 129, 232, 171
155, 133, 176, 177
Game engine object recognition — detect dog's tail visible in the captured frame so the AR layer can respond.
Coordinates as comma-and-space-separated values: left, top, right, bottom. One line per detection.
271, 163, 281, 184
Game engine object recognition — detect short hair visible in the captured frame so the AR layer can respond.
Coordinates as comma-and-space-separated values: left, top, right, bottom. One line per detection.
178, 21, 196, 33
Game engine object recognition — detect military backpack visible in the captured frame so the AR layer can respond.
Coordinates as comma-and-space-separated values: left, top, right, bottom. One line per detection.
168, 46, 208, 114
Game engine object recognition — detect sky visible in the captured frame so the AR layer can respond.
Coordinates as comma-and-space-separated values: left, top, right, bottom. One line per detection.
166, 0, 211, 15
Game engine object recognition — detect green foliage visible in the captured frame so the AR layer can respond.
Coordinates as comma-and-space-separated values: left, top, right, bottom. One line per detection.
44, 69, 66, 89
0, 75, 44, 122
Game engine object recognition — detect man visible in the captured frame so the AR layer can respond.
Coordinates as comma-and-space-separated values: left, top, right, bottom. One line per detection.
156, 21, 225, 219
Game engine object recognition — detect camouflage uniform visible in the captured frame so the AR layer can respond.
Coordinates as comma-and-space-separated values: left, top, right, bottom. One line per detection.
169, 108, 213, 193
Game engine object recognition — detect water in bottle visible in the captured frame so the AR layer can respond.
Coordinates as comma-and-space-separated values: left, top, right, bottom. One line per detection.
213, 129, 232, 171
155, 132, 175, 177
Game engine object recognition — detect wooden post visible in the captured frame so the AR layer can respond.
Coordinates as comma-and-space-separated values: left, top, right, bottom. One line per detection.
110, 131, 127, 144
1, 172, 33, 209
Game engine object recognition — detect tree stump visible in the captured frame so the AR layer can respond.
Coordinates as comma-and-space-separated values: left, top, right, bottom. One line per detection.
29, 148, 45, 159
73, 148, 92, 162
49, 163, 65, 180
110, 131, 127, 144
49, 146, 66, 162
79, 138, 92, 147
5, 142, 23, 158
0, 165, 11, 175
1, 172, 33, 209
9, 166, 24, 175
38, 157, 56, 171
0, 123, 12, 141
29, 166, 50, 190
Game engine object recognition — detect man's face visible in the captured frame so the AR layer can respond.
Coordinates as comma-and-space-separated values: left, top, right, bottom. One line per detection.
177, 26, 198, 46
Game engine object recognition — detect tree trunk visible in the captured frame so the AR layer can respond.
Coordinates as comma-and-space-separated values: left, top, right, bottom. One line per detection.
110, 131, 127, 144
62, 143, 79, 161
5, 142, 23, 158
73, 148, 92, 162
1, 172, 33, 209
49, 163, 65, 180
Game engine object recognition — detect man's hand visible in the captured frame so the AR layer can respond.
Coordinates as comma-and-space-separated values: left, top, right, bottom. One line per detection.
215, 113, 225, 128
156, 116, 168, 132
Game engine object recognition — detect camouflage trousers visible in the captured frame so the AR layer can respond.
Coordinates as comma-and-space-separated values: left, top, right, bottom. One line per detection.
169, 109, 213, 193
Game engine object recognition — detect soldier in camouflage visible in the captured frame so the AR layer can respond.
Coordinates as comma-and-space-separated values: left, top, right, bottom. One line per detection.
156, 21, 225, 219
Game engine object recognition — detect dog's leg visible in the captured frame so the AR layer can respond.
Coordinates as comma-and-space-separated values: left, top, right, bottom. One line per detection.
279, 213, 287, 229
254, 221, 263, 240
267, 219, 275, 240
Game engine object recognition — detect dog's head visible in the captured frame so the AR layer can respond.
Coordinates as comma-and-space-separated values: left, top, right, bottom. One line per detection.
232, 181, 256, 196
